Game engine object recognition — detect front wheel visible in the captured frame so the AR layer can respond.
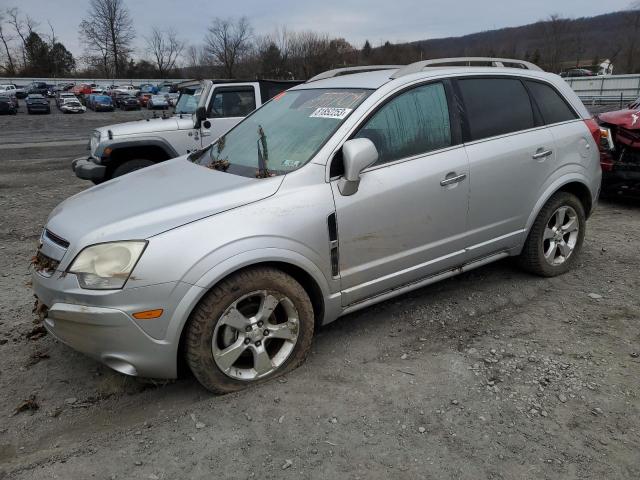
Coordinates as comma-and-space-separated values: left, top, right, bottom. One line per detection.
518, 192, 586, 277
185, 267, 314, 394
111, 159, 155, 178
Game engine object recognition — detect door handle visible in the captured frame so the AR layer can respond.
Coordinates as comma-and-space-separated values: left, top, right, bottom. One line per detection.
201, 131, 211, 137
532, 149, 553, 159
440, 173, 467, 186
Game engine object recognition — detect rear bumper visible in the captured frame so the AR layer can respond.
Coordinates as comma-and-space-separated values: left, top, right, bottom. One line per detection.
72, 157, 107, 182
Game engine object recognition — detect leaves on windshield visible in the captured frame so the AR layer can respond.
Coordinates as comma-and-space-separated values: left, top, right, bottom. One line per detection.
208, 159, 230, 171
255, 125, 274, 178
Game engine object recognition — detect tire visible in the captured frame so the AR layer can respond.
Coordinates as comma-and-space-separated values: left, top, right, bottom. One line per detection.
111, 159, 155, 178
185, 267, 315, 394
518, 192, 586, 277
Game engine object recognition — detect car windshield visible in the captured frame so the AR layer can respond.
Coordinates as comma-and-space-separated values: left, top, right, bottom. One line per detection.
191, 88, 371, 177
174, 86, 202, 114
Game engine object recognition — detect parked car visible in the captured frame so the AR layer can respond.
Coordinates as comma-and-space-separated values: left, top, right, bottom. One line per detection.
27, 81, 50, 96
60, 97, 86, 114
56, 91, 78, 107
25, 94, 50, 114
0, 91, 19, 110
560, 68, 595, 78
73, 84, 93, 97
147, 94, 169, 110
73, 79, 301, 182
40, 58, 601, 393
4, 84, 27, 99
117, 94, 141, 111
596, 100, 640, 197
136, 92, 153, 107
89, 94, 114, 111
0, 84, 17, 96
139, 83, 159, 94
0, 94, 17, 114
165, 92, 180, 107
114, 85, 139, 95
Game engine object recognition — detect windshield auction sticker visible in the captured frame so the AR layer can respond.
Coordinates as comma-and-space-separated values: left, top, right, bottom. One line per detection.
310, 107, 353, 119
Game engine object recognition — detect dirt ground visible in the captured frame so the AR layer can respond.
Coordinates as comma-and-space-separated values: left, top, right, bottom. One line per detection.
0, 105, 639, 480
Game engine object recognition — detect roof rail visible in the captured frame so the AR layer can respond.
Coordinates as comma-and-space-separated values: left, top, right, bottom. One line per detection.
390, 57, 543, 79
306, 65, 402, 83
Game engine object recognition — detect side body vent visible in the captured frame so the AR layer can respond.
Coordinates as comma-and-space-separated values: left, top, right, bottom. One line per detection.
327, 212, 340, 277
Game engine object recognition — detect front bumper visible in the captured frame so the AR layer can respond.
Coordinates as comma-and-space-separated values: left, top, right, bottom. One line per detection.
28, 105, 50, 112
72, 157, 107, 181
32, 269, 192, 378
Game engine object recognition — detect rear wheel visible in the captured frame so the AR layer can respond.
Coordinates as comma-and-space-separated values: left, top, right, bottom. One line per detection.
518, 192, 586, 277
185, 267, 314, 394
111, 159, 155, 178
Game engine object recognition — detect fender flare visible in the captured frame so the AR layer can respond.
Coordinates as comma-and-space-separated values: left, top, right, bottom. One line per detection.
95, 137, 179, 164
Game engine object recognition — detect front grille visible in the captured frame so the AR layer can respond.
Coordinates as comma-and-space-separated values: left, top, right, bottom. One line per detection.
44, 229, 70, 248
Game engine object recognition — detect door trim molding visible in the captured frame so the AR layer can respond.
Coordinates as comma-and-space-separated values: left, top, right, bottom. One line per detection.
342, 250, 509, 315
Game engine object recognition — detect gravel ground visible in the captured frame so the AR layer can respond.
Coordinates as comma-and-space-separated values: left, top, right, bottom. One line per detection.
0, 106, 639, 480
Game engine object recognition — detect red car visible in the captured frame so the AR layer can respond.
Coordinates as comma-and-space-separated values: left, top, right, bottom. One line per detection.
137, 92, 153, 107
596, 101, 640, 197
73, 84, 93, 96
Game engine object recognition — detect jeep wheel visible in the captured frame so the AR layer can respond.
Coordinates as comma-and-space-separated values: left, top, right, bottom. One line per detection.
185, 267, 314, 394
518, 192, 586, 277
111, 159, 155, 178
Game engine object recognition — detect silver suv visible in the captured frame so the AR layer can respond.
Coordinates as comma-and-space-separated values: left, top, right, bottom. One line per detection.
32, 58, 601, 393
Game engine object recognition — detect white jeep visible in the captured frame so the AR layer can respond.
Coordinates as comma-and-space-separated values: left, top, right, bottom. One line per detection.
72, 79, 301, 182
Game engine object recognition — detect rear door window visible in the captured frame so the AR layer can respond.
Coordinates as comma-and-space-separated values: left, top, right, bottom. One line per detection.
354, 82, 452, 165
525, 80, 578, 125
209, 87, 256, 118
457, 78, 534, 141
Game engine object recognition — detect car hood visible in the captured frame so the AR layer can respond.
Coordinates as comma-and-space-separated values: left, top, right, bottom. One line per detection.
97, 115, 193, 137
46, 157, 284, 249
598, 108, 640, 130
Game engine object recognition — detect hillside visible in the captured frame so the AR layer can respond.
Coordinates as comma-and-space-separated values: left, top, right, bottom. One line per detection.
366, 10, 640, 74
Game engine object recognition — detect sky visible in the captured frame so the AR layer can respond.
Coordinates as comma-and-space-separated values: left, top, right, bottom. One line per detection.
2, 0, 634, 58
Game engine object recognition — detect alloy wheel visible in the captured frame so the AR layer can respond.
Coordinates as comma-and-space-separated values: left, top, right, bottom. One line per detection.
543, 206, 579, 266
212, 290, 300, 381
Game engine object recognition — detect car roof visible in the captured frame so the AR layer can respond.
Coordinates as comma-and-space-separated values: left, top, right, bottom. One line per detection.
292, 65, 562, 91
291, 69, 397, 90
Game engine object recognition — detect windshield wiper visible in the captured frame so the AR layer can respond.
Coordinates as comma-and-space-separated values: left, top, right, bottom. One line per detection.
187, 145, 210, 162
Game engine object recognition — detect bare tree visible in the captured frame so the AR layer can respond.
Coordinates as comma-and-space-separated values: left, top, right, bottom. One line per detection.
204, 17, 252, 78
540, 14, 568, 72
79, 0, 134, 77
146, 27, 184, 78
0, 14, 16, 75
6, 7, 38, 69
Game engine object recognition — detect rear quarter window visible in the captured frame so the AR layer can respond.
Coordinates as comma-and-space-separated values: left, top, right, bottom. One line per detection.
457, 78, 534, 141
525, 80, 578, 125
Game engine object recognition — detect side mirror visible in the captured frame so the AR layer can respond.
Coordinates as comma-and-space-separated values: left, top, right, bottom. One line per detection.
338, 138, 378, 196
194, 106, 206, 128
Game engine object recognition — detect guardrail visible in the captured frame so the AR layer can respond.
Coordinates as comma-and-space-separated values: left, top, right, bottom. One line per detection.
579, 93, 636, 107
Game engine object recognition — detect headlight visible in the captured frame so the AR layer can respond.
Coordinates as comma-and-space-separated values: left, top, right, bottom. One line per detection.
68, 241, 147, 289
